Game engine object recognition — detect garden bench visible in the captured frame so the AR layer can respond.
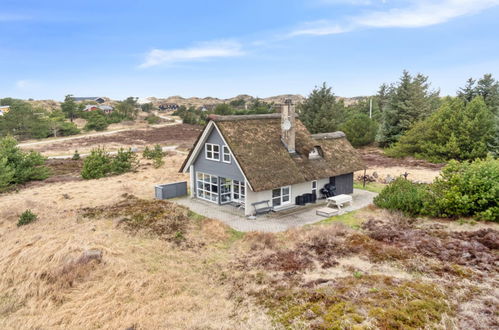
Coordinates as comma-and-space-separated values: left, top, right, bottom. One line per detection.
252, 200, 273, 216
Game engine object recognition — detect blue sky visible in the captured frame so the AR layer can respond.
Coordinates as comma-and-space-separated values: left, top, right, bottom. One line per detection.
1, 0, 499, 100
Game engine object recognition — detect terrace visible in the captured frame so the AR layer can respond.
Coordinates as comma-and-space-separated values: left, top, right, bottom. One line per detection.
175, 189, 377, 232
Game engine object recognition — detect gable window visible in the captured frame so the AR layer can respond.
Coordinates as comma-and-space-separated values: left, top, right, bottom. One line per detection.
272, 186, 291, 207
205, 143, 220, 161
312, 180, 317, 195
222, 145, 231, 163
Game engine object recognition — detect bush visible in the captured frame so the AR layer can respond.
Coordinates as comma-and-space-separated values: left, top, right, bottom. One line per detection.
423, 157, 499, 221
375, 158, 499, 222
81, 147, 138, 179
0, 136, 49, 188
146, 114, 161, 125
143, 144, 165, 168
374, 178, 428, 216
72, 150, 81, 160
17, 209, 37, 226
81, 148, 112, 179
58, 121, 81, 136
84, 111, 109, 131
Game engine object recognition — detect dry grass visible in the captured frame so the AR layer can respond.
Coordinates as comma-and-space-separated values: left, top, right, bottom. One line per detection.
1, 152, 498, 329
0, 155, 272, 329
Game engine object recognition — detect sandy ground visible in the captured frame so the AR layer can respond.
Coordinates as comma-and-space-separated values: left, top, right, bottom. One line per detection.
356, 165, 441, 184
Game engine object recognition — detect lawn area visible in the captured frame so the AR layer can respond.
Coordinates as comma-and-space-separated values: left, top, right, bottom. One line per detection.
354, 181, 386, 194
315, 209, 365, 229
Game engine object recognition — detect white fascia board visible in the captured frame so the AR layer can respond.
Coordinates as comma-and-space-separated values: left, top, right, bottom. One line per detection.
181, 121, 215, 173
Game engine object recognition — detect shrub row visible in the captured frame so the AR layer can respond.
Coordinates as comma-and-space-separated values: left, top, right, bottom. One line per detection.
374, 157, 498, 222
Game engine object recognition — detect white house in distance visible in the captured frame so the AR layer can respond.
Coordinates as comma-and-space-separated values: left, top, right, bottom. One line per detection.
0, 105, 10, 116
180, 101, 365, 216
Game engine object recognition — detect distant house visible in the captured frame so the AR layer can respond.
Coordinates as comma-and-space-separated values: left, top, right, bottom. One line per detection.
0, 105, 10, 116
98, 105, 114, 114
180, 101, 365, 216
83, 104, 114, 113
159, 103, 179, 111
74, 97, 105, 104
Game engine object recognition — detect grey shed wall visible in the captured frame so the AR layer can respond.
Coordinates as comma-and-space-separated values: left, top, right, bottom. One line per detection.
332, 173, 354, 195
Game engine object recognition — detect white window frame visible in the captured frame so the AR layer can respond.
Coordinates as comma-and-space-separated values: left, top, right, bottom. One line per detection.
222, 145, 231, 163
312, 180, 318, 194
272, 185, 291, 207
205, 143, 220, 161
196, 172, 219, 203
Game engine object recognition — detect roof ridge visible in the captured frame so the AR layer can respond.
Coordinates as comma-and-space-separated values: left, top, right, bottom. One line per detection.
311, 131, 346, 140
208, 113, 281, 121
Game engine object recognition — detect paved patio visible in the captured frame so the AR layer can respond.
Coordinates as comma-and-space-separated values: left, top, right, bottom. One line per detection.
174, 189, 377, 232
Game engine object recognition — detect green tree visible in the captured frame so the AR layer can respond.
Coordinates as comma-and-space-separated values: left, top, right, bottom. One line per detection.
140, 102, 154, 112
0, 156, 15, 189
0, 136, 49, 185
340, 113, 378, 147
214, 103, 233, 115
61, 94, 79, 122
84, 111, 109, 131
298, 83, 346, 134
0, 100, 50, 140
388, 97, 495, 161
377, 71, 440, 146
116, 97, 139, 119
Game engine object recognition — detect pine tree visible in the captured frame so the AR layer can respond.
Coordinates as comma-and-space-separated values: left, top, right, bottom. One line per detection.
388, 97, 495, 161
298, 83, 346, 134
377, 71, 440, 147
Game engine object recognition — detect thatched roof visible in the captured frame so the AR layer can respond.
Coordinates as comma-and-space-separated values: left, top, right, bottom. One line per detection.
187, 114, 365, 192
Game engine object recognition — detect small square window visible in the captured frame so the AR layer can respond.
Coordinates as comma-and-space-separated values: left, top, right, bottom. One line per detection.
222, 146, 231, 163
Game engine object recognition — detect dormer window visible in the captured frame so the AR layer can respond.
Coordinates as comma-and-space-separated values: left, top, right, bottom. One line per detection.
309, 146, 323, 160
205, 143, 220, 161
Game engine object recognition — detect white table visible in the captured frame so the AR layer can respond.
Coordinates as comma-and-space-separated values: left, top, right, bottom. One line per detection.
326, 194, 353, 210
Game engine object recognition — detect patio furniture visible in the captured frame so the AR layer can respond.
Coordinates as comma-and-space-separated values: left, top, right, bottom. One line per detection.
230, 200, 245, 209
252, 200, 273, 216
316, 207, 339, 217
326, 194, 353, 210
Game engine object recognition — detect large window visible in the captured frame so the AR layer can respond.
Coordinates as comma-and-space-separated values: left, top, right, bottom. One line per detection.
272, 186, 290, 207
222, 145, 231, 163
220, 178, 232, 204
205, 143, 220, 161
233, 180, 245, 202
196, 172, 218, 203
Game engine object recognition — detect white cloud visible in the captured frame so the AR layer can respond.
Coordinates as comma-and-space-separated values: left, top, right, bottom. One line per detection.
16, 80, 31, 88
289, 0, 499, 36
139, 40, 244, 68
356, 0, 499, 28
0, 13, 30, 21
288, 21, 352, 36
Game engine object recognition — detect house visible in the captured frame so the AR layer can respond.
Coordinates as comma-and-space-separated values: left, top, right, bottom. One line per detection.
180, 100, 365, 216
74, 97, 105, 104
83, 105, 114, 113
0, 105, 10, 116
83, 105, 100, 112
159, 103, 179, 111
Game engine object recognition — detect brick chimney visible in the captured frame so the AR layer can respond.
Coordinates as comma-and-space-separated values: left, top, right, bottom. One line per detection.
281, 99, 296, 154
